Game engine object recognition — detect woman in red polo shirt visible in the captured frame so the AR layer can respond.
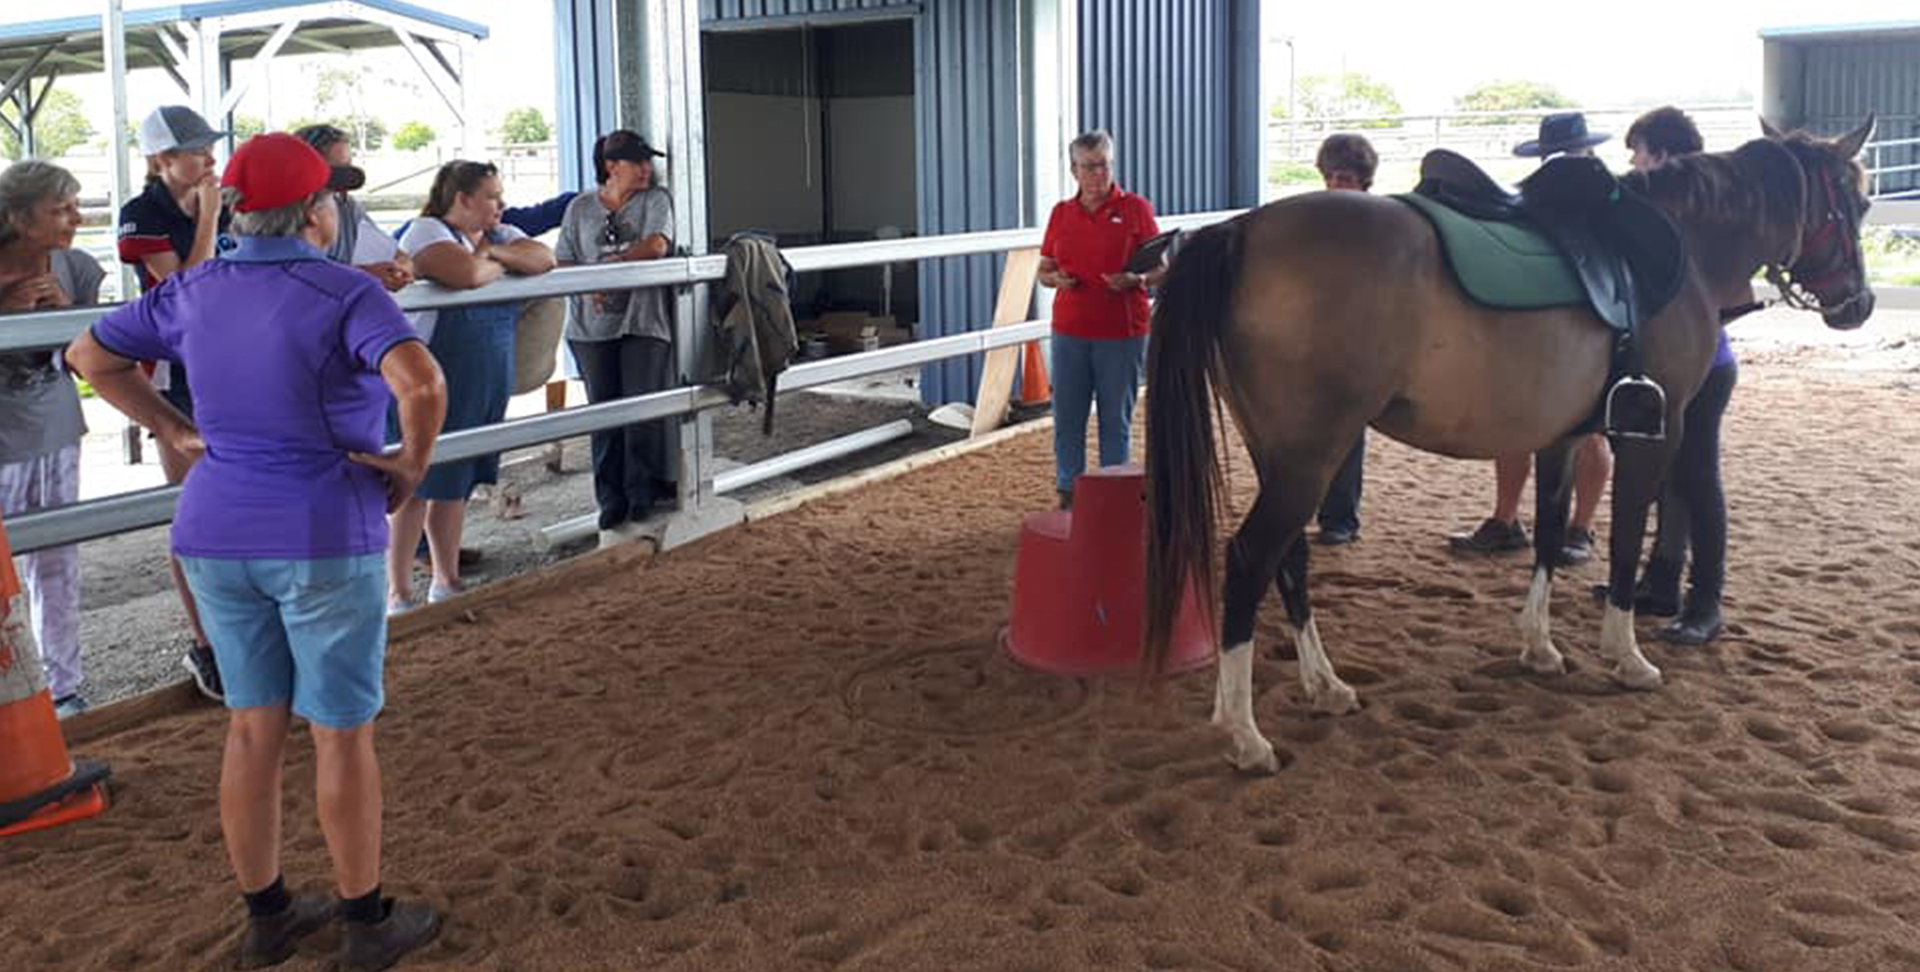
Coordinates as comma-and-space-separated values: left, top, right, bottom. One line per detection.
1038, 129, 1162, 509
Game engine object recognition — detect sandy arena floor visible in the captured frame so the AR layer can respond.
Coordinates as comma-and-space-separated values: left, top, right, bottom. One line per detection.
3, 331, 1918, 971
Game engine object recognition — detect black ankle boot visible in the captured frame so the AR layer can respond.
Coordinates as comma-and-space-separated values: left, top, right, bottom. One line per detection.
339, 898, 441, 972
1657, 590, 1723, 646
1634, 558, 1683, 617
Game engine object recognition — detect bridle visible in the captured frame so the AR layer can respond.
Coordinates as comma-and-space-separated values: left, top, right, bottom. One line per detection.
1764, 155, 1869, 317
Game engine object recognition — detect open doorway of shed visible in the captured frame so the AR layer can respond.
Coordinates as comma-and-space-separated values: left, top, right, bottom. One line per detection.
702, 19, 918, 359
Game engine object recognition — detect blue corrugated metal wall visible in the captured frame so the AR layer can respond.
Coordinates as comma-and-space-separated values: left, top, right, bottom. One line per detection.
554, 0, 623, 192
702, 0, 1022, 404
1799, 39, 1920, 194
692, 0, 1257, 403
1077, 0, 1261, 214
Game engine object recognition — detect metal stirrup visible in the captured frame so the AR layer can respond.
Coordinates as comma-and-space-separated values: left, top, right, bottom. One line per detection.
1604, 374, 1666, 441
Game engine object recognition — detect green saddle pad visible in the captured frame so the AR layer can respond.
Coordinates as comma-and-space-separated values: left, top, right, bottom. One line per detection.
1394, 193, 1585, 310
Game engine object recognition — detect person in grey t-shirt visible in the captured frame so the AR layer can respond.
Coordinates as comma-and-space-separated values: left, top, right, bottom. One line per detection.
294, 124, 414, 293
554, 129, 678, 531
0, 160, 104, 716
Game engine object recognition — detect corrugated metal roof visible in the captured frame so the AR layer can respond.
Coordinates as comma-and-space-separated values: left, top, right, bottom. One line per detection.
0, 0, 489, 48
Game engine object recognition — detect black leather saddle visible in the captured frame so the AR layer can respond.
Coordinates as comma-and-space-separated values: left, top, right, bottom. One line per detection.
1415, 150, 1689, 439
1414, 149, 1685, 336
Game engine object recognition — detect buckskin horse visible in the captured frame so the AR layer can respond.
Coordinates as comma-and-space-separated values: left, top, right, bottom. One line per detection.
1143, 120, 1877, 772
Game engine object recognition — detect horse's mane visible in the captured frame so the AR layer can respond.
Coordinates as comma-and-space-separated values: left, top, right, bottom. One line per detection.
1619, 152, 1756, 224
1623, 136, 1846, 262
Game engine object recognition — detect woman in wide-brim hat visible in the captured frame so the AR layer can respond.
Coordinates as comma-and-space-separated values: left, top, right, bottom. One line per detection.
1514, 111, 1610, 158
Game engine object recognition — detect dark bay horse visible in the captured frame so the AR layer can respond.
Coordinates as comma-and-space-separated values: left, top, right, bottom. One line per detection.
1144, 122, 1877, 772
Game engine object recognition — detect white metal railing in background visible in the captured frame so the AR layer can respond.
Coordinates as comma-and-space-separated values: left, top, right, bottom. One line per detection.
3, 210, 1240, 554
1267, 103, 1757, 165
1865, 136, 1920, 200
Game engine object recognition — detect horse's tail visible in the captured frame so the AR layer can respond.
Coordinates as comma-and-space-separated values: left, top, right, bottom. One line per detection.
1144, 217, 1242, 674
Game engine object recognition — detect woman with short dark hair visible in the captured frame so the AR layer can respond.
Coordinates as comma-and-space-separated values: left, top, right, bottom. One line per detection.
1627, 105, 1734, 644
1626, 107, 1705, 168
1309, 134, 1379, 545
1315, 134, 1378, 191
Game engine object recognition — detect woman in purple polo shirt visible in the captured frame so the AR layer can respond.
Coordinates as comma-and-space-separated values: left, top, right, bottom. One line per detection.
68, 133, 447, 971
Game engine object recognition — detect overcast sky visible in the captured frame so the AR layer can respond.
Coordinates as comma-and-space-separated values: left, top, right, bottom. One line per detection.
65, 1, 1920, 135
1261, 0, 1918, 113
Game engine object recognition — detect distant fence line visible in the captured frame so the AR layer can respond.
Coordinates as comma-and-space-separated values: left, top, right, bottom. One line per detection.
1269, 103, 1758, 165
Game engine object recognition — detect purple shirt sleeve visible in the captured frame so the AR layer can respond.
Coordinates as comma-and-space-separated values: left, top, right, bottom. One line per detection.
90, 290, 173, 363
339, 278, 421, 371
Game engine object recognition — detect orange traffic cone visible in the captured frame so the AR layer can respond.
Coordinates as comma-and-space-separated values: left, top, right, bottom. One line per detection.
0, 515, 109, 840
1017, 340, 1051, 406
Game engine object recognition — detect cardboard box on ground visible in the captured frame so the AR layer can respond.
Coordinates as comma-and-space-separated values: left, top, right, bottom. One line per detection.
799, 311, 914, 355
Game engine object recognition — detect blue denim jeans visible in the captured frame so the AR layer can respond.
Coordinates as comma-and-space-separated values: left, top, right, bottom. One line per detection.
180, 554, 388, 728
1317, 433, 1366, 534
1050, 334, 1148, 493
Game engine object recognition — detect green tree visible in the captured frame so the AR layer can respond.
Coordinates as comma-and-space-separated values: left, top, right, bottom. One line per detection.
233, 114, 268, 140
392, 120, 436, 152
1270, 72, 1402, 122
499, 107, 551, 144
1453, 80, 1576, 124
285, 115, 386, 151
1, 89, 96, 160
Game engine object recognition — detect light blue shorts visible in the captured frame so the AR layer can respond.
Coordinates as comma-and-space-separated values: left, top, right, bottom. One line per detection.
179, 554, 387, 729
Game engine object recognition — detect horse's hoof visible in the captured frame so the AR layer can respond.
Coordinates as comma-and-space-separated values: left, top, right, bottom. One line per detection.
1521, 648, 1566, 675
1610, 661, 1664, 691
1225, 735, 1280, 775
1310, 682, 1360, 716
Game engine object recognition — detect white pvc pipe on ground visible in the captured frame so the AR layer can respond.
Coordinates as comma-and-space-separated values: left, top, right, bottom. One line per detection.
538, 419, 916, 548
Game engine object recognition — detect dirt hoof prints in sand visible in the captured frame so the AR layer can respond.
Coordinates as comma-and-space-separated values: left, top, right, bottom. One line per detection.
4, 367, 1920, 972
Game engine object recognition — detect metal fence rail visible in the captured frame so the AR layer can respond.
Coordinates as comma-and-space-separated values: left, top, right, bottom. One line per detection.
0, 219, 1218, 354
3, 210, 1238, 554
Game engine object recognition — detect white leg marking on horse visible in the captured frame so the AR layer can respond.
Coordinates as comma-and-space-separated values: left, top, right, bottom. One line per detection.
1294, 619, 1359, 715
1210, 656, 1226, 726
1517, 567, 1566, 675
1218, 643, 1279, 773
1602, 604, 1663, 690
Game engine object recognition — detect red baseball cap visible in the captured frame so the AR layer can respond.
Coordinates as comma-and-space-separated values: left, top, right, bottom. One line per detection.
221, 132, 365, 212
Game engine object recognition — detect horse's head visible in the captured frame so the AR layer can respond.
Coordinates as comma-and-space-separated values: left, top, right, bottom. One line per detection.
1763, 116, 1877, 330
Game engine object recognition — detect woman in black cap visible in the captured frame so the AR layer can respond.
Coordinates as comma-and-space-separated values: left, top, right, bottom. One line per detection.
1447, 111, 1615, 568
552, 130, 678, 538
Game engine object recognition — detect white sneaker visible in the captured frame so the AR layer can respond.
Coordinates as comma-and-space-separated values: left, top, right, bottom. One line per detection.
427, 582, 462, 604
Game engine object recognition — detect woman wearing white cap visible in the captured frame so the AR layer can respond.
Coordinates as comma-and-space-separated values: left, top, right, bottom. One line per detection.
117, 104, 231, 702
